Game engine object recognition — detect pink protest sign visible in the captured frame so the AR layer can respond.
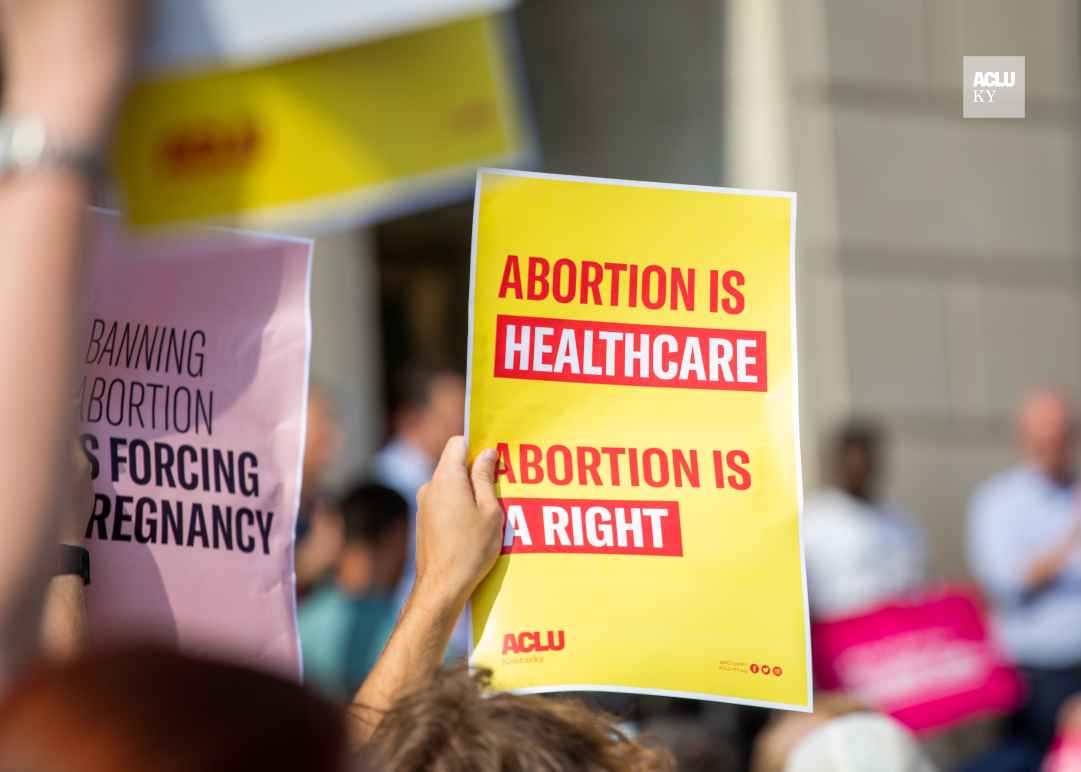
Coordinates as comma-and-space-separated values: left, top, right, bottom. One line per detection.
812, 585, 1024, 735
1045, 733, 1081, 772
78, 210, 311, 679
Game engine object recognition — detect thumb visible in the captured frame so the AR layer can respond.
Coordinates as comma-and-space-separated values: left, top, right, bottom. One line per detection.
434, 435, 468, 480
470, 447, 501, 512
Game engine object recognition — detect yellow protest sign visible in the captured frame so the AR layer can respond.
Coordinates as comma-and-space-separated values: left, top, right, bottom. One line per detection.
114, 15, 527, 228
466, 169, 809, 709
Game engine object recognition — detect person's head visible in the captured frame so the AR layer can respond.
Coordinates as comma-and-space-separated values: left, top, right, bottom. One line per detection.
0, 646, 351, 772
336, 482, 409, 594
390, 367, 465, 464
640, 717, 740, 772
785, 713, 935, 772
751, 692, 866, 772
368, 667, 674, 771
831, 420, 882, 500
304, 383, 345, 501
1019, 390, 1074, 483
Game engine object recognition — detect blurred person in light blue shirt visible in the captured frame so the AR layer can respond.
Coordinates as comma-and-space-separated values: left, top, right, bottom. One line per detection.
372, 367, 468, 656
967, 390, 1081, 754
299, 482, 407, 701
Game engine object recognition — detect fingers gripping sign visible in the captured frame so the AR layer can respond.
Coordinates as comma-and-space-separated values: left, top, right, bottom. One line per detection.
414, 437, 504, 607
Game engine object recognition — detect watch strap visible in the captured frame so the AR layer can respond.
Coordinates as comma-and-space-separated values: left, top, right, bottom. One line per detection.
0, 117, 104, 183
55, 544, 91, 586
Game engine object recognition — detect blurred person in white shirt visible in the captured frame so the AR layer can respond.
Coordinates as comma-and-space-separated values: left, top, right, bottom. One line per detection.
803, 420, 928, 621
372, 367, 467, 653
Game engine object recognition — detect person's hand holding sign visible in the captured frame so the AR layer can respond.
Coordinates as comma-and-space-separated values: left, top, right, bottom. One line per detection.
415, 438, 503, 609
350, 438, 503, 746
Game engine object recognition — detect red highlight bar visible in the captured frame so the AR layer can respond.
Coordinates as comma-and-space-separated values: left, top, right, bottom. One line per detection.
493, 314, 767, 391
500, 497, 683, 556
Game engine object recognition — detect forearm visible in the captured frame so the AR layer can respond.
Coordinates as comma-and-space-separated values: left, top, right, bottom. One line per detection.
39, 574, 88, 661
1023, 542, 1074, 594
348, 581, 466, 748
294, 541, 334, 593
347, 439, 502, 748
0, 0, 138, 685
0, 171, 88, 679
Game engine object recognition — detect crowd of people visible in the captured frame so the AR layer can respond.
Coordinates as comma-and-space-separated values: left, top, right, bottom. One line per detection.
280, 374, 1081, 772
798, 391, 1081, 772
1, 1, 1079, 771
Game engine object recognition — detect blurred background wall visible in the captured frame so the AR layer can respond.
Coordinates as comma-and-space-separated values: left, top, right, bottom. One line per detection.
756, 0, 1081, 576
308, 0, 728, 491
308, 0, 1081, 580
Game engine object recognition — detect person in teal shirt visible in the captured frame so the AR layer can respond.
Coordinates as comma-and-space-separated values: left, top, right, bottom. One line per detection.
299, 482, 407, 701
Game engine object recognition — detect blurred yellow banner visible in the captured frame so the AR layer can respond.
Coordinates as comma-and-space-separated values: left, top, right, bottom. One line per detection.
114, 15, 528, 229
466, 169, 810, 710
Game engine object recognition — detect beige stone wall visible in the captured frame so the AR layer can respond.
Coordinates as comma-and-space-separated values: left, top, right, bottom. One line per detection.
309, 231, 384, 491
737, 0, 1081, 576
309, 2, 1081, 574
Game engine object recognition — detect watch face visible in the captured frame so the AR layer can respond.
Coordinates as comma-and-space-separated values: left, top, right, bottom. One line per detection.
9, 119, 46, 167
0, 118, 47, 172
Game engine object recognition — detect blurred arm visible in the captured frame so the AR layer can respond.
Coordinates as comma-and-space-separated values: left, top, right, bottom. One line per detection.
0, 171, 88, 681
0, 0, 139, 682
348, 439, 502, 748
1021, 527, 1080, 594
39, 575, 88, 661
967, 488, 1075, 603
294, 502, 344, 594
38, 443, 94, 661
348, 579, 466, 744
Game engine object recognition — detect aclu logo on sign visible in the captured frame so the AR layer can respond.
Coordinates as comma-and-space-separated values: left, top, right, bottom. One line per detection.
963, 56, 1025, 118
502, 629, 565, 655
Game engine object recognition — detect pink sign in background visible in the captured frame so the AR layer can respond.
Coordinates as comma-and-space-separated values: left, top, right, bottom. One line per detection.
79, 210, 311, 679
1045, 733, 1081, 772
812, 585, 1024, 735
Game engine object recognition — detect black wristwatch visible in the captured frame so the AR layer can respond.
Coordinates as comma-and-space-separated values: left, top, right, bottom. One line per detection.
55, 545, 91, 586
